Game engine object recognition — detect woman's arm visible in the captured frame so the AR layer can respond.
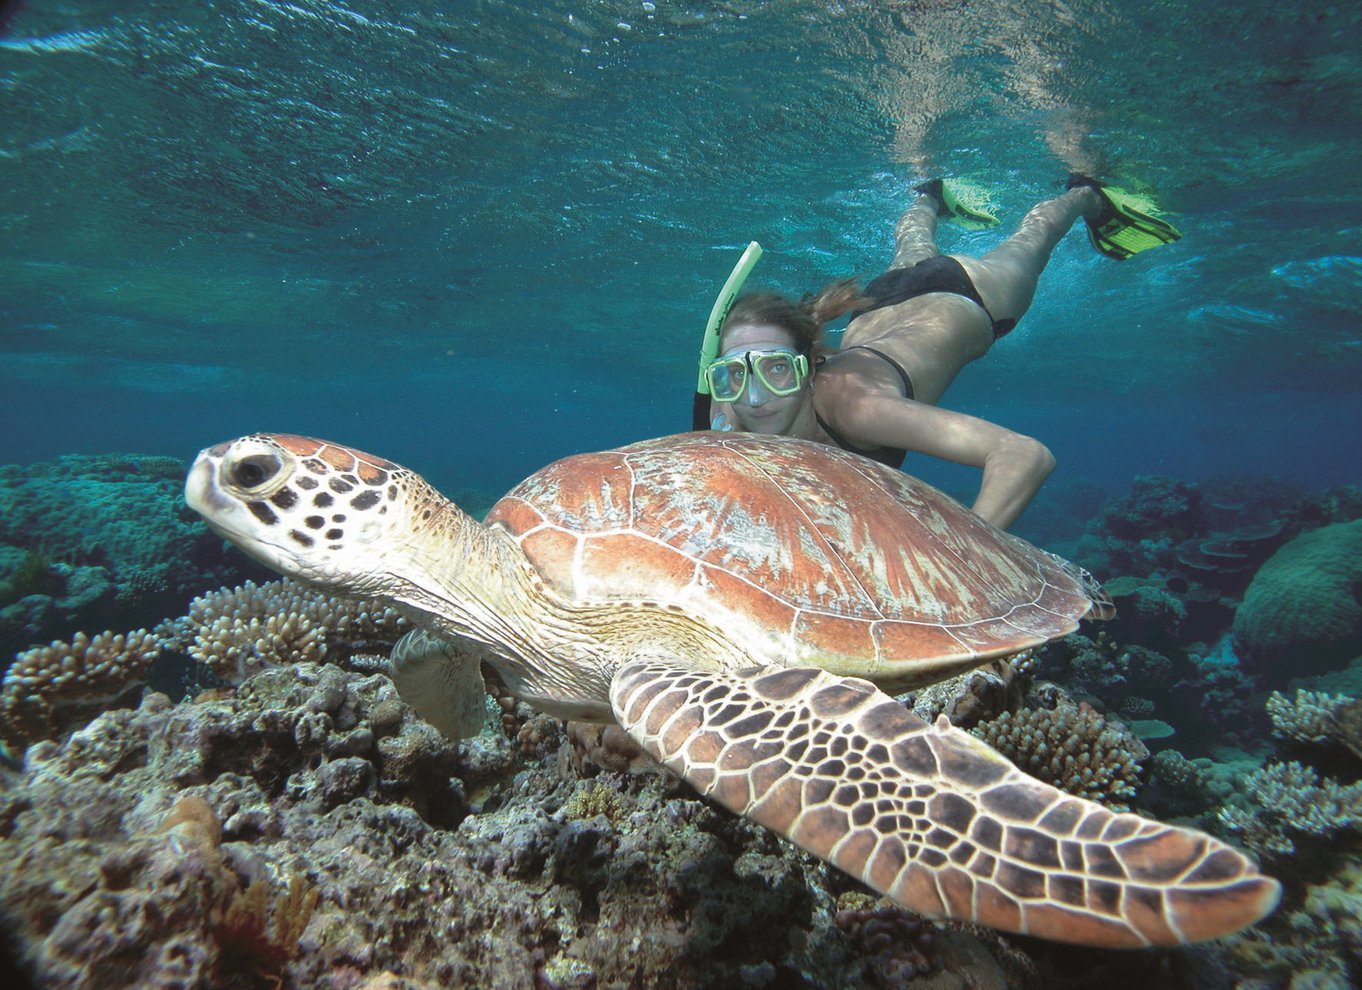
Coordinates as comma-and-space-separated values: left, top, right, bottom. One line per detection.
824, 384, 1055, 530
967, 431, 1056, 530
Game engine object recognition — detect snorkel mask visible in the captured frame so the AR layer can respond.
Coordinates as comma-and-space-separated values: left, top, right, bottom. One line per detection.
705, 348, 810, 403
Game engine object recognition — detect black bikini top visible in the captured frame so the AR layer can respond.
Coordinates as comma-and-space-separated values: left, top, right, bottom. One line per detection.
813, 346, 911, 469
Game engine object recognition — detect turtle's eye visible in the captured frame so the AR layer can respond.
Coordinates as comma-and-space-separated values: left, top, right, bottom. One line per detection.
231, 453, 282, 489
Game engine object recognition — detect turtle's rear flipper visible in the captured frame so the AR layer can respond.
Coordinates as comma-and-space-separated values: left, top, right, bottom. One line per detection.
610, 661, 1280, 948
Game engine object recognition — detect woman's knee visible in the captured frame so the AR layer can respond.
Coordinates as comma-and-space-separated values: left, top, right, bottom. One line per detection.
1014, 435, 1057, 478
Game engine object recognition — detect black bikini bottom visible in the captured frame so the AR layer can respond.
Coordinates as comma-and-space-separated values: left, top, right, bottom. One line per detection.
851, 255, 1016, 339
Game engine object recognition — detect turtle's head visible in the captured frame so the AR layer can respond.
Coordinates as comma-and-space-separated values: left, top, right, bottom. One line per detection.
186, 434, 443, 598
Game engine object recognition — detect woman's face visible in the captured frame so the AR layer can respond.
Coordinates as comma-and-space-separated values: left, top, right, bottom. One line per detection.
717, 323, 810, 436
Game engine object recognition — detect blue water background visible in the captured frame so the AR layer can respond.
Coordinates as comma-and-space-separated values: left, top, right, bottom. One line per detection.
2, 0, 1360, 517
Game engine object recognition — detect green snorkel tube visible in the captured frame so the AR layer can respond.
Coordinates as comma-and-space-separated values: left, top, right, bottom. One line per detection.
692, 240, 763, 430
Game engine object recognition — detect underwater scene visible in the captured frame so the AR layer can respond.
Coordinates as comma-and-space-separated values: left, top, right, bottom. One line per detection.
2, 1, 1361, 988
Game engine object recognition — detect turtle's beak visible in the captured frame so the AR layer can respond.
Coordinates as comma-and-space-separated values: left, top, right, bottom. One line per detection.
185, 449, 236, 518
184, 445, 299, 577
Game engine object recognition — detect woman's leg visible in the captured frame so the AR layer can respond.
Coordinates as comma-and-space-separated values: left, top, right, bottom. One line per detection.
955, 186, 1101, 323
887, 193, 942, 269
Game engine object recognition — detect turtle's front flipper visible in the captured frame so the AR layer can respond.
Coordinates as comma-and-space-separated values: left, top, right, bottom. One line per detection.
390, 628, 489, 740
609, 661, 1280, 948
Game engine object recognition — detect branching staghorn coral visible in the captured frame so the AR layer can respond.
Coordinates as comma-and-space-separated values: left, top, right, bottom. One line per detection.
0, 629, 162, 747
971, 701, 1147, 811
1, 578, 409, 748
1218, 760, 1362, 861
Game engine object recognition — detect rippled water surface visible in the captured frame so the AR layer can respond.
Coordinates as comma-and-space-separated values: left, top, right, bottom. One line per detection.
2, 0, 1359, 499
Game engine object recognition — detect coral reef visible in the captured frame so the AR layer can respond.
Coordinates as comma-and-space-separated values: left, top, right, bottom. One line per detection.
1142, 749, 1211, 822
1035, 628, 1266, 756
9, 467, 1362, 988
0, 454, 271, 658
175, 579, 410, 683
1233, 520, 1362, 682
0, 629, 163, 748
1203, 682, 1362, 989
1217, 761, 1362, 863
1278, 483, 1362, 535
902, 657, 1034, 729
564, 721, 655, 776
0, 661, 1027, 990
0, 578, 409, 749
1172, 523, 1282, 593
1067, 478, 1362, 670
1265, 688, 1362, 759
970, 698, 1148, 811
1093, 475, 1208, 545
1221, 851, 1362, 990
1099, 577, 1188, 651
1266, 688, 1347, 744
833, 903, 944, 985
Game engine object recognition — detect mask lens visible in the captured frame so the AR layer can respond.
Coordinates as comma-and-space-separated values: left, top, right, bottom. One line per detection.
706, 357, 749, 402
751, 350, 806, 396
754, 353, 797, 392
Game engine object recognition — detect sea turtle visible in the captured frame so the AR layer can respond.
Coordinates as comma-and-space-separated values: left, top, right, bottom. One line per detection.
185, 431, 1279, 948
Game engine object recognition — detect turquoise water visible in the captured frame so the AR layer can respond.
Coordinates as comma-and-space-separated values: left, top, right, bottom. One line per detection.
3, 0, 1359, 508
3, 4, 1362, 984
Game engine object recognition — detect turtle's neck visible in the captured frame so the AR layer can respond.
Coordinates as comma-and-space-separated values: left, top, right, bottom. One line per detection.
385, 498, 544, 658
376, 496, 617, 715
377, 494, 750, 719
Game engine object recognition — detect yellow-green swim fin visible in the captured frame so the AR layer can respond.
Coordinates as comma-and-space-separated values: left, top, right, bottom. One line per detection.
1067, 174, 1182, 261
914, 178, 999, 230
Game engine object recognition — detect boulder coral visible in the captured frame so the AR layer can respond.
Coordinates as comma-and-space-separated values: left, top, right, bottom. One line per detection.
1232, 520, 1362, 681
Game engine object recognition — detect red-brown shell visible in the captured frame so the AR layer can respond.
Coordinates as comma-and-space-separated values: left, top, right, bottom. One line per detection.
485, 433, 1108, 674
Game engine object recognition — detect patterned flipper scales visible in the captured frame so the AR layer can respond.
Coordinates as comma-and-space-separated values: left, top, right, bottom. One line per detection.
610, 662, 1280, 948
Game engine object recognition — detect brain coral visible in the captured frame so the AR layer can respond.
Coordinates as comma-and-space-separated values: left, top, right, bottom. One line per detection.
1232, 520, 1362, 680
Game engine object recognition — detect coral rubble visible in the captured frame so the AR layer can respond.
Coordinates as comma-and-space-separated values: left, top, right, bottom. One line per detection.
1, 660, 1025, 990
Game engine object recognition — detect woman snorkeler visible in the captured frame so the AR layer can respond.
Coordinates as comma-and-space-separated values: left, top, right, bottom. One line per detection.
697, 175, 1180, 529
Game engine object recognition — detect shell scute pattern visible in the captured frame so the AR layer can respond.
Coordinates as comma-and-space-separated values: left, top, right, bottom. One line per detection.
580, 532, 697, 603
488, 434, 1096, 670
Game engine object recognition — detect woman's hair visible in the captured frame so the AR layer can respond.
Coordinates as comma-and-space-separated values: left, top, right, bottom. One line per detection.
721, 278, 870, 359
